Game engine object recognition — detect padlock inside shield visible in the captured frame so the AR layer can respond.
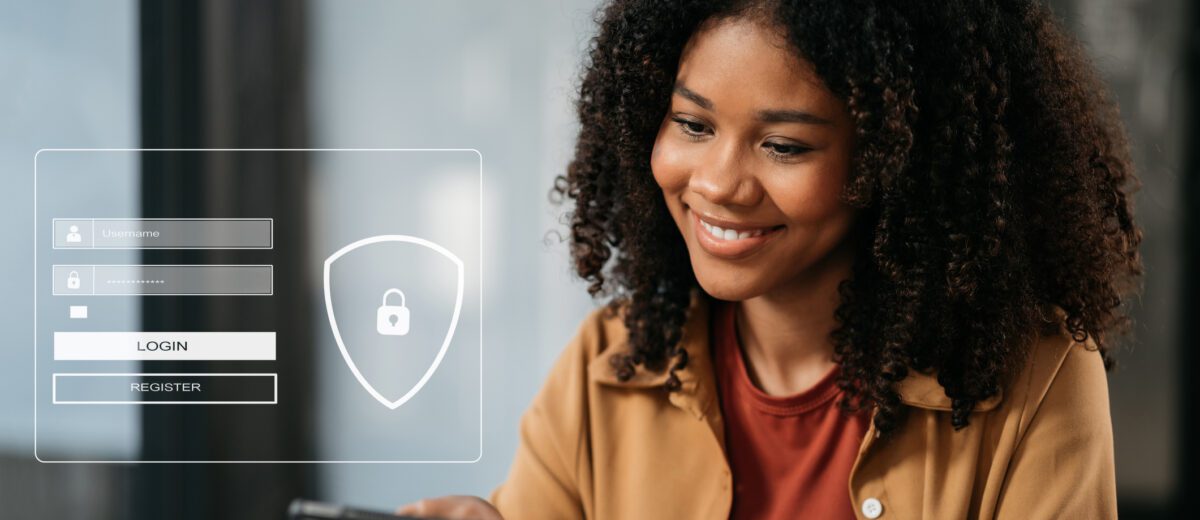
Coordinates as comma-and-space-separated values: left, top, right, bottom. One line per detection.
376, 288, 410, 336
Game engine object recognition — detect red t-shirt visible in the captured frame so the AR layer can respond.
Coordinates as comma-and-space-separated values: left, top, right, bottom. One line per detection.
713, 301, 871, 520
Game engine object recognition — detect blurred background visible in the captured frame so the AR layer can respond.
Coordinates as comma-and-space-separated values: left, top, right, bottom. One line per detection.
0, 0, 1194, 518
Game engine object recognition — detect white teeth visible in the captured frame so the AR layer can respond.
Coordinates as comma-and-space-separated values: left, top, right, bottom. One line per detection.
700, 219, 771, 241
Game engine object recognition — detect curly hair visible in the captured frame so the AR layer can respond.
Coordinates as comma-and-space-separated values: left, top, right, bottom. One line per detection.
553, 0, 1143, 434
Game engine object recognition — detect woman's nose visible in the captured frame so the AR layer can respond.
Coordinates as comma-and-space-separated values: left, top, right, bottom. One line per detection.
688, 140, 764, 207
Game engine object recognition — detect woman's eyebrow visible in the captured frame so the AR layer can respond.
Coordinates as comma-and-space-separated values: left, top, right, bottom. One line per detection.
757, 108, 833, 125
673, 83, 833, 125
674, 84, 713, 109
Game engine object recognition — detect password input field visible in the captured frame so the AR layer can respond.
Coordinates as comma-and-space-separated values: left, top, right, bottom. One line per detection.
52, 264, 273, 296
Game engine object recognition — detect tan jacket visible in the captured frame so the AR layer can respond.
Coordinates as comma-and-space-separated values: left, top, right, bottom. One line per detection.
491, 296, 1117, 519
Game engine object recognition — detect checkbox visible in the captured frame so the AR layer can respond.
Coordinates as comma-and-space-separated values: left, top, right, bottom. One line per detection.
69, 305, 88, 319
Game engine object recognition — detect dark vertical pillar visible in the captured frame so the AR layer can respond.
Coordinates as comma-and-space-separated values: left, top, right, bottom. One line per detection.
136, 1, 315, 518
1179, 3, 1200, 517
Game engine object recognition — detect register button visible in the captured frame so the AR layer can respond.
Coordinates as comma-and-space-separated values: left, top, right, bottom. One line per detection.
53, 373, 277, 404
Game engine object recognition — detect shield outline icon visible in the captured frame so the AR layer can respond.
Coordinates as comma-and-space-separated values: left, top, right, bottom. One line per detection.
323, 234, 465, 410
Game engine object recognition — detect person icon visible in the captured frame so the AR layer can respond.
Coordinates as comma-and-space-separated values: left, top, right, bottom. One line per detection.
65, 225, 82, 244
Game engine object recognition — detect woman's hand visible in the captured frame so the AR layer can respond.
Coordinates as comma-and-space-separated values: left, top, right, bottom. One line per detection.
395, 495, 503, 519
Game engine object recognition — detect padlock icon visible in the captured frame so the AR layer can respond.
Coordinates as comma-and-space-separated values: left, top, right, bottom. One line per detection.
376, 288, 410, 336
66, 271, 81, 290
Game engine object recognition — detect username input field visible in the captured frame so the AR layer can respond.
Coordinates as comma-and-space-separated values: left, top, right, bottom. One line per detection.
52, 218, 273, 249
52, 264, 273, 296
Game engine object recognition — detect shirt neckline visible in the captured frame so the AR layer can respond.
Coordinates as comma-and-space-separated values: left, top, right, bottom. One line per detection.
718, 300, 844, 416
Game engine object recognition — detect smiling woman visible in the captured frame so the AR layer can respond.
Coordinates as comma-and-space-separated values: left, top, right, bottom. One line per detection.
399, 0, 1142, 518
652, 17, 857, 304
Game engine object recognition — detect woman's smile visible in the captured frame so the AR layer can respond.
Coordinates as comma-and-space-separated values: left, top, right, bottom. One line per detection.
691, 208, 784, 260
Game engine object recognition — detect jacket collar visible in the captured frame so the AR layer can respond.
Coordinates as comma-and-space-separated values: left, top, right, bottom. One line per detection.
588, 291, 719, 422
587, 293, 1002, 413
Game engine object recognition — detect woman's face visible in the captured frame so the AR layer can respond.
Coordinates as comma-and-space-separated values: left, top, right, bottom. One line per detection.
651, 17, 858, 301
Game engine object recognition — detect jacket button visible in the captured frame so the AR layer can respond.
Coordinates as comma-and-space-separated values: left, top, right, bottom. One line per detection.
861, 497, 883, 518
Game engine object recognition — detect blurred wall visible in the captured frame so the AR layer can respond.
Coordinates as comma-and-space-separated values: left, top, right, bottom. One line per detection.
1047, 0, 1186, 507
304, 0, 598, 510
0, 0, 138, 516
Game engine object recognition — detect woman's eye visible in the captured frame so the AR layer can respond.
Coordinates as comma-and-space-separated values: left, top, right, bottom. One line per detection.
671, 117, 710, 138
763, 141, 812, 159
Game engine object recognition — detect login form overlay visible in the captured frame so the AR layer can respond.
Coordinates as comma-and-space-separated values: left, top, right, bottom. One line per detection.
35, 149, 483, 462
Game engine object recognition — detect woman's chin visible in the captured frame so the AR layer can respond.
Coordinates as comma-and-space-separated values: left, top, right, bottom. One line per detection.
693, 273, 767, 302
